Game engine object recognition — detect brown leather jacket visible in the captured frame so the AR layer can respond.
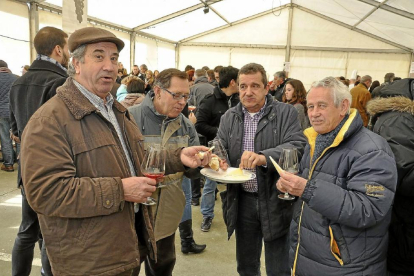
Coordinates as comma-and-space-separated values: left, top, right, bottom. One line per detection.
20, 78, 186, 275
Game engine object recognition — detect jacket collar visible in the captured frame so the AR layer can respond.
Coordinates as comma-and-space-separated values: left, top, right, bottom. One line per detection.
367, 96, 414, 117
194, 76, 209, 84
233, 93, 274, 117
57, 77, 128, 120
304, 109, 361, 158
213, 86, 226, 99
29, 59, 68, 78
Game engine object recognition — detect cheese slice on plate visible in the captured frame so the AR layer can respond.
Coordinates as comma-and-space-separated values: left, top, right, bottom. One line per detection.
227, 168, 244, 177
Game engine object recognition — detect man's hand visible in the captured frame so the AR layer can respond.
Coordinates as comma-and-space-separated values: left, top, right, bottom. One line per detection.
180, 146, 212, 168
122, 177, 157, 203
239, 151, 266, 169
276, 171, 307, 197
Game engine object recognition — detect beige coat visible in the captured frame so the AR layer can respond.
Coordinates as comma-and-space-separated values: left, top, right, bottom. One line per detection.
350, 83, 371, 126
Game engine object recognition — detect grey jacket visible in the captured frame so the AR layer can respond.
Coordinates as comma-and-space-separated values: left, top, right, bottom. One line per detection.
0, 70, 18, 117
189, 76, 214, 107
290, 109, 397, 276
217, 94, 307, 242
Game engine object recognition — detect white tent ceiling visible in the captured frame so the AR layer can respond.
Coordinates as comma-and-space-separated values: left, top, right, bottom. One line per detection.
41, 0, 414, 51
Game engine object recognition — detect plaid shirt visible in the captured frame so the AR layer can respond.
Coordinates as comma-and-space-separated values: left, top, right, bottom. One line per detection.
36, 54, 67, 72
241, 100, 267, 192
74, 80, 136, 177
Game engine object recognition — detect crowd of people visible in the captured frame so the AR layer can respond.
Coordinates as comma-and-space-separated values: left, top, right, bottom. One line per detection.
0, 25, 413, 276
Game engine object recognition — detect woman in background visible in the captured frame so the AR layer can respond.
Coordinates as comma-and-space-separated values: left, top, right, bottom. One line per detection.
145, 70, 155, 93
282, 79, 310, 130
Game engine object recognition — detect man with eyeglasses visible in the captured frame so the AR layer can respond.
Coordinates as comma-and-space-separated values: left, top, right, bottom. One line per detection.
129, 68, 218, 276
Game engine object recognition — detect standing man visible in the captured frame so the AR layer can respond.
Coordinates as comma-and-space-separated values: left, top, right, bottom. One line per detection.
269, 71, 290, 102
278, 77, 397, 275
9, 26, 69, 276
195, 66, 240, 231
139, 64, 148, 81
20, 27, 211, 275
0, 60, 17, 172
350, 75, 372, 127
367, 78, 414, 276
371, 72, 395, 98
188, 69, 214, 107
131, 64, 140, 77
218, 63, 306, 275
129, 68, 208, 276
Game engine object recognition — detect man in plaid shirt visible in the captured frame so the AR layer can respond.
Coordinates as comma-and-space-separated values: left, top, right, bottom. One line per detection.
217, 63, 306, 276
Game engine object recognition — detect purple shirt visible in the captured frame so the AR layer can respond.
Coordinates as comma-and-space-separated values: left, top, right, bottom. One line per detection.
241, 100, 267, 192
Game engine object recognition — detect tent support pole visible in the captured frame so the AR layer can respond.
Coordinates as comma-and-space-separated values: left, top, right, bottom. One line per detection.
409, 53, 414, 78
29, 1, 39, 63
175, 44, 180, 70
285, 4, 293, 63
130, 32, 136, 72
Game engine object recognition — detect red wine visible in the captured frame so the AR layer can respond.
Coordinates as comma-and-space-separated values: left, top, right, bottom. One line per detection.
144, 173, 164, 180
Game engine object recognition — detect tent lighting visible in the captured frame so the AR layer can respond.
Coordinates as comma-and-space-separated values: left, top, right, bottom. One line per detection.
203, 4, 209, 14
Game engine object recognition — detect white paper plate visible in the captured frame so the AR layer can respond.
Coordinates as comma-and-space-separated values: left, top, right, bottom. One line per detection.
200, 167, 256, 184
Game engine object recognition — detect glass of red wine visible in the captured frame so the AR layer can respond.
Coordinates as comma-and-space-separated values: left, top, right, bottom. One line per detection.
278, 148, 298, 201
141, 145, 166, 206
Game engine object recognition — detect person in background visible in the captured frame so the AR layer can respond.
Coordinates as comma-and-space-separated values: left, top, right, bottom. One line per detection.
201, 66, 210, 71
206, 69, 216, 86
213, 65, 223, 84
129, 68, 211, 276
21, 65, 30, 75
269, 71, 290, 101
369, 80, 380, 94
367, 78, 414, 276
282, 79, 310, 130
278, 76, 396, 275
9, 26, 69, 276
186, 68, 195, 87
218, 63, 306, 275
120, 78, 145, 108
144, 69, 155, 93
189, 69, 214, 108
0, 60, 18, 172
372, 72, 395, 98
350, 75, 372, 127
131, 64, 140, 77
139, 64, 148, 81
195, 66, 240, 229
154, 69, 159, 79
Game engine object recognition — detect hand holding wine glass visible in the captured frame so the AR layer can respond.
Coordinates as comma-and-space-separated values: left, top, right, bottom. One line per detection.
141, 145, 166, 205
278, 148, 298, 200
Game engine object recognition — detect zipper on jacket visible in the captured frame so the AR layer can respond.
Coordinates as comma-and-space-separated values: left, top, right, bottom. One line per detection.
292, 147, 331, 275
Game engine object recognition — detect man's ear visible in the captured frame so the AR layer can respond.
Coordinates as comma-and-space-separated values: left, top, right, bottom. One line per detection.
153, 86, 161, 98
340, 99, 350, 116
72, 58, 80, 74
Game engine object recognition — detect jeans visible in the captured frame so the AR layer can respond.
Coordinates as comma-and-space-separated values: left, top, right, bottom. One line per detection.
191, 178, 201, 200
180, 176, 192, 223
12, 188, 52, 276
235, 191, 290, 276
0, 116, 14, 165
200, 178, 217, 219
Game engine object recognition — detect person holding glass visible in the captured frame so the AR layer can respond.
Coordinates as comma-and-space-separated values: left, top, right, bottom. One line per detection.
216, 63, 306, 276
129, 68, 218, 276
19, 28, 212, 276
277, 77, 397, 275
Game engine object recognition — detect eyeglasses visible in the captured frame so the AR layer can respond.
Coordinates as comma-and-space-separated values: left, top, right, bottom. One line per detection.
160, 87, 191, 102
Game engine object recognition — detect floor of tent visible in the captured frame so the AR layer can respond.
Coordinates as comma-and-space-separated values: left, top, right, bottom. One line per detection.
0, 163, 266, 275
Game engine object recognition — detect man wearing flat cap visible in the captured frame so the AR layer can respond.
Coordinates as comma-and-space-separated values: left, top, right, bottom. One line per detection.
20, 27, 213, 275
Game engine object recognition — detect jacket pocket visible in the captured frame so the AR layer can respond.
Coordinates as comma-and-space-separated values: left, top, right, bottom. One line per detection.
220, 190, 228, 226
329, 225, 351, 266
75, 216, 102, 248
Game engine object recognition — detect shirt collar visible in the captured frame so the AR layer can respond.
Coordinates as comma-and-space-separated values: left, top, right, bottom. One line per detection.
242, 98, 268, 117
36, 54, 67, 72
73, 79, 114, 107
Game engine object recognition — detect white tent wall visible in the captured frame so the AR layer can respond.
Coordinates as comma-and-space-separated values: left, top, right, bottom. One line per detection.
0, 0, 30, 75
180, 5, 411, 88
135, 36, 175, 73
39, 10, 62, 30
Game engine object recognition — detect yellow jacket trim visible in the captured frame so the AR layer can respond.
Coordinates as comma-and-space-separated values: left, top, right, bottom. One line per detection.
329, 226, 344, 266
291, 109, 357, 275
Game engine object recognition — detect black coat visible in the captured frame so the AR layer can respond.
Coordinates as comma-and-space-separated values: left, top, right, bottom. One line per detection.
9, 59, 67, 187
367, 79, 414, 274
195, 86, 239, 142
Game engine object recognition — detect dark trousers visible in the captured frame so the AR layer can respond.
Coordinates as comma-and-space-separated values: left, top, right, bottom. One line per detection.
235, 191, 290, 276
191, 178, 201, 200
12, 188, 52, 276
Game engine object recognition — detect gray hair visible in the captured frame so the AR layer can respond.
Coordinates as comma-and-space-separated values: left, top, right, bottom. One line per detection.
67, 45, 87, 77
384, 72, 395, 83
309, 76, 351, 114
361, 75, 372, 83
274, 71, 286, 80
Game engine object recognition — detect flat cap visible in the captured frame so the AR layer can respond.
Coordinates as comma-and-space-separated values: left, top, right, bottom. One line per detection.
68, 27, 124, 52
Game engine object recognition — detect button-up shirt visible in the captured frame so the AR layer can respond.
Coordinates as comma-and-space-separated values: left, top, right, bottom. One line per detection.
241, 100, 267, 192
74, 80, 136, 176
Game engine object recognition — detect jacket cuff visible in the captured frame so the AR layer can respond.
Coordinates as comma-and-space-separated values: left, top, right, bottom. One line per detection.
301, 179, 316, 203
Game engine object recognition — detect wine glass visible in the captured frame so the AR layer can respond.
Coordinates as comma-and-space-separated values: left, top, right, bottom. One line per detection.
278, 148, 298, 201
140, 145, 166, 206
208, 139, 228, 161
